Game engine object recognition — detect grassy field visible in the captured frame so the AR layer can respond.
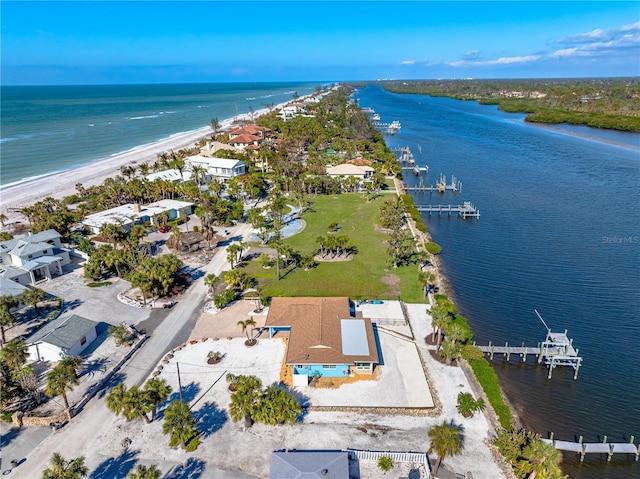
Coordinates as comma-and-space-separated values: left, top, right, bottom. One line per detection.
243, 193, 427, 303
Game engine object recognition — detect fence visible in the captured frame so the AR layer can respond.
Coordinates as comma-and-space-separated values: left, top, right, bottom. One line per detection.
347, 448, 431, 478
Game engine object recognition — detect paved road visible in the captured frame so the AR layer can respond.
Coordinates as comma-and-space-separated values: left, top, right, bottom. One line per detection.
2, 223, 257, 478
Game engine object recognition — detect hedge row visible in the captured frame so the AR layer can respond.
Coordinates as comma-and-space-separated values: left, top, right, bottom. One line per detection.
468, 358, 513, 430
400, 194, 428, 233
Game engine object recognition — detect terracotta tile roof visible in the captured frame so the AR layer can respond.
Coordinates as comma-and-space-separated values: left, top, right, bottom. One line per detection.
266, 297, 379, 365
229, 134, 261, 145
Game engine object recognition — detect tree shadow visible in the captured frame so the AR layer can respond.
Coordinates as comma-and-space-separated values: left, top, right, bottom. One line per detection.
96, 371, 127, 400
164, 457, 206, 479
192, 401, 228, 438
158, 382, 201, 420
78, 357, 109, 379
0, 426, 22, 451
61, 298, 82, 314
88, 447, 139, 479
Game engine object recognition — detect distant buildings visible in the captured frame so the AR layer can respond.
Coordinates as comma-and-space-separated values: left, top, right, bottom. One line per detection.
0, 229, 70, 287
82, 199, 193, 234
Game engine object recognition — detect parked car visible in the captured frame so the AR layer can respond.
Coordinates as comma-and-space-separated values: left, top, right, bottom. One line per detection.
158, 225, 170, 233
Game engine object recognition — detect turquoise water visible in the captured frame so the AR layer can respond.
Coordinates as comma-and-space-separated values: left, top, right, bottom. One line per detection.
0, 82, 318, 186
355, 85, 640, 479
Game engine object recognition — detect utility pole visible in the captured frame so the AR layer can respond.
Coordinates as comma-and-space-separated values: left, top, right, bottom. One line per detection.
176, 362, 184, 403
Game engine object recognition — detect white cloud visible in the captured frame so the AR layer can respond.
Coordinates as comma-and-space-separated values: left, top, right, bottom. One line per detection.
400, 60, 415, 65
558, 21, 640, 44
464, 50, 482, 60
448, 55, 540, 67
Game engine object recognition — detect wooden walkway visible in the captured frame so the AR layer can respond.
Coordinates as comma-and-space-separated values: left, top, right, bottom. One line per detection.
416, 202, 480, 219
541, 435, 639, 462
476, 328, 583, 379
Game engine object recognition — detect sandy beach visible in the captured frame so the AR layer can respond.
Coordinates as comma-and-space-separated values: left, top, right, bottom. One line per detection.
0, 98, 296, 226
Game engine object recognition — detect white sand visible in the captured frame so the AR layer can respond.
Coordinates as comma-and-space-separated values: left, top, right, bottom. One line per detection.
0, 96, 304, 226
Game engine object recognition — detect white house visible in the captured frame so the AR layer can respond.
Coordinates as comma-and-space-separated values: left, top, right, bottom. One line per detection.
82, 199, 194, 234
184, 156, 246, 181
27, 314, 99, 362
326, 163, 375, 180
0, 230, 70, 287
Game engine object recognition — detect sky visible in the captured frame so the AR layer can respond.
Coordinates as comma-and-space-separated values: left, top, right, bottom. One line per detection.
1, 1, 639, 85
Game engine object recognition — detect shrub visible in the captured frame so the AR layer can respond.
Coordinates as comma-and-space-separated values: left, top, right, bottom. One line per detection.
425, 241, 442, 255
461, 344, 484, 361
377, 455, 394, 472
469, 358, 512, 429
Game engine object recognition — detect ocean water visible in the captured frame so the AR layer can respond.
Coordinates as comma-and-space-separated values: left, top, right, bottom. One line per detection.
355, 85, 640, 479
0, 82, 319, 186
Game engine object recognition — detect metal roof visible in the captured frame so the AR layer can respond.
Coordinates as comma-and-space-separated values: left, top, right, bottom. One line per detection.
341, 320, 370, 356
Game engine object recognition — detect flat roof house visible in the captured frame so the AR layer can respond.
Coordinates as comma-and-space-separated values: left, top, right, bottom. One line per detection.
184, 156, 246, 181
82, 199, 193, 234
27, 314, 99, 362
0, 229, 70, 287
265, 297, 379, 383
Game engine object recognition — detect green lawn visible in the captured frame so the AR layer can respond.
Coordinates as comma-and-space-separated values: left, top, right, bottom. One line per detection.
243, 194, 427, 302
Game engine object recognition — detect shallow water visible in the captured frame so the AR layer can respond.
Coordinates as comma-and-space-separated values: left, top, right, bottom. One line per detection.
0, 82, 318, 186
355, 85, 640, 479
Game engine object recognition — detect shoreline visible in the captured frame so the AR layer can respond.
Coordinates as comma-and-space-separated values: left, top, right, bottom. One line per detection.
0, 98, 299, 226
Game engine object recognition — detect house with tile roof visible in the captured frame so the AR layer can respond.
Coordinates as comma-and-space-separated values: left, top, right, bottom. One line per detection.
0, 230, 70, 287
265, 297, 379, 381
26, 314, 99, 362
227, 133, 263, 150
228, 125, 271, 140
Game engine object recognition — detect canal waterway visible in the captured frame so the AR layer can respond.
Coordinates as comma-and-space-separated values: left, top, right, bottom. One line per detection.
354, 85, 640, 479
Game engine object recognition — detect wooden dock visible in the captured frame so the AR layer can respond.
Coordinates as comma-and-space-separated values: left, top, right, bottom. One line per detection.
416, 201, 480, 219
541, 434, 639, 462
476, 311, 583, 379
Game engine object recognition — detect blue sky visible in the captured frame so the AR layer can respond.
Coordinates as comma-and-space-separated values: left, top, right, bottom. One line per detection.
2, 1, 639, 85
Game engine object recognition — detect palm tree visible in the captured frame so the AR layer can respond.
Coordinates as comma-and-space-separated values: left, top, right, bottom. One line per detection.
45, 364, 79, 418
522, 438, 565, 479
209, 117, 220, 138
445, 322, 470, 345
428, 420, 463, 475
144, 377, 172, 421
128, 464, 162, 479
59, 356, 81, 380
439, 339, 462, 365
121, 386, 152, 423
456, 392, 485, 418
1, 339, 28, 371
229, 375, 263, 427
162, 400, 200, 450
257, 384, 301, 425
189, 165, 207, 187
41, 453, 88, 479
430, 305, 451, 349
237, 317, 257, 346
418, 271, 435, 298
106, 382, 127, 416
204, 273, 218, 301
0, 295, 19, 346
108, 323, 133, 347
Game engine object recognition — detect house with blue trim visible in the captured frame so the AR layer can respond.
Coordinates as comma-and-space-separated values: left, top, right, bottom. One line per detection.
265, 297, 379, 382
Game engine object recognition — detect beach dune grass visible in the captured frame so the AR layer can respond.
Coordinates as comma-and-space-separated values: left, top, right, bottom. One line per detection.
248, 194, 425, 301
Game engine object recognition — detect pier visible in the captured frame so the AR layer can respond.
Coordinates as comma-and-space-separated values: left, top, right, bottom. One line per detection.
541, 434, 639, 462
406, 174, 462, 192
416, 201, 480, 219
475, 310, 583, 379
